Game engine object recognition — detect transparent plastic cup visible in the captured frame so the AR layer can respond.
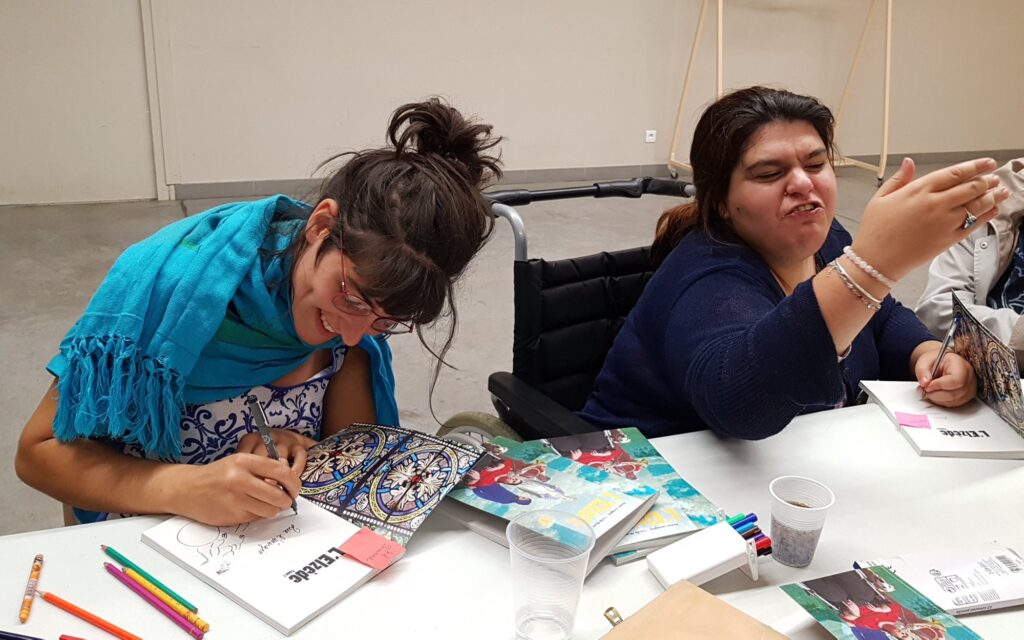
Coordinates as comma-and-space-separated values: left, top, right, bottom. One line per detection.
507, 510, 595, 640
768, 475, 836, 568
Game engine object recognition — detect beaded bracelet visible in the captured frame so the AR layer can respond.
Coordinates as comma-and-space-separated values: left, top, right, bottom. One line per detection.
843, 246, 897, 289
828, 260, 882, 311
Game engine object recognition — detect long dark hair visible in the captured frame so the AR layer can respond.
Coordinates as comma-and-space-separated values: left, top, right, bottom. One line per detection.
651, 86, 836, 265
291, 97, 503, 405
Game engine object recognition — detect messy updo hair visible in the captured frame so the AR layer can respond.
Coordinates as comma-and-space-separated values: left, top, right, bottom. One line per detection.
291, 97, 503, 400
651, 86, 835, 265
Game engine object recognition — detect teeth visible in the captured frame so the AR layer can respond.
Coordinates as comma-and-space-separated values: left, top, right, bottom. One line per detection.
794, 203, 817, 213
320, 311, 337, 334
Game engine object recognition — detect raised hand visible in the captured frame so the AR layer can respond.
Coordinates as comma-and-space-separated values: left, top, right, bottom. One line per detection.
852, 157, 1009, 283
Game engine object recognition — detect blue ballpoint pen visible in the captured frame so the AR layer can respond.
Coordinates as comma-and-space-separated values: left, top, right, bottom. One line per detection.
245, 395, 298, 515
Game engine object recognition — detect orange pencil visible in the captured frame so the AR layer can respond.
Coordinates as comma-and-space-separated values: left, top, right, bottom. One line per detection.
36, 590, 141, 640
18, 553, 43, 622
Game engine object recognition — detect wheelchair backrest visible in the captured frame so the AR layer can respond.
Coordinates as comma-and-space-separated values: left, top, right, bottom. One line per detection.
511, 246, 654, 412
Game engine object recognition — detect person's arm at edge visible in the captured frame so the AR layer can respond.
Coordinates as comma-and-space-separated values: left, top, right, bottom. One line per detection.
15, 380, 299, 525
321, 345, 376, 438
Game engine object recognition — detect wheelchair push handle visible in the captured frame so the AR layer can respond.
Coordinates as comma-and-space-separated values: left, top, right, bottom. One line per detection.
485, 176, 693, 206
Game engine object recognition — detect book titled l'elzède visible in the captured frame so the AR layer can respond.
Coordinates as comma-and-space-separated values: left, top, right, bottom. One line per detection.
143, 423, 482, 635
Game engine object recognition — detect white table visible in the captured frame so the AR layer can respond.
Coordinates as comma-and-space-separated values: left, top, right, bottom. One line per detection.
2, 404, 1022, 639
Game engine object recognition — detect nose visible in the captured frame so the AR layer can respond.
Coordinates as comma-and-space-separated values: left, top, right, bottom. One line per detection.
785, 169, 813, 197
336, 313, 378, 347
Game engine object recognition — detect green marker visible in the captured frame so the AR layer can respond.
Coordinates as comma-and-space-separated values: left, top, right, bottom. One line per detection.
101, 544, 198, 613
726, 513, 747, 526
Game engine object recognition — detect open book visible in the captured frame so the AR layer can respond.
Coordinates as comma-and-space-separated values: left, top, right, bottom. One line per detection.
142, 424, 481, 635
861, 296, 1024, 459
532, 428, 720, 563
440, 436, 659, 576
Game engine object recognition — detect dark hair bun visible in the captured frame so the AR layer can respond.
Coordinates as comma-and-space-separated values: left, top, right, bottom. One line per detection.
387, 97, 503, 185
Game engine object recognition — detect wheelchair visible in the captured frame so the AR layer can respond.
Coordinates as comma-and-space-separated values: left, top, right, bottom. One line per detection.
438, 177, 695, 446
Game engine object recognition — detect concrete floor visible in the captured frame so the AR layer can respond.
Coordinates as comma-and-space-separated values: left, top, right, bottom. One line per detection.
0, 164, 945, 535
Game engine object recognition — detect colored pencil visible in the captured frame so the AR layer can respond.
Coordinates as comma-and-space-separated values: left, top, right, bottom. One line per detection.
0, 629, 45, 640
755, 536, 772, 551
36, 590, 141, 640
123, 567, 210, 632
741, 526, 762, 540
59, 636, 87, 640
18, 553, 43, 623
101, 545, 197, 613
104, 563, 204, 639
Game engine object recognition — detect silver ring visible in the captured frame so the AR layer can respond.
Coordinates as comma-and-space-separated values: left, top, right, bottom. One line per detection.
962, 207, 978, 229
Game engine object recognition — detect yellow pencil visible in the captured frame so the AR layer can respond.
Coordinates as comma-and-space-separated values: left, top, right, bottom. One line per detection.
19, 553, 43, 623
123, 567, 210, 632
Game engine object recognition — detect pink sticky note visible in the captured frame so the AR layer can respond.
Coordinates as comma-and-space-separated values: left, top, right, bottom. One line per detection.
338, 528, 405, 570
895, 411, 931, 429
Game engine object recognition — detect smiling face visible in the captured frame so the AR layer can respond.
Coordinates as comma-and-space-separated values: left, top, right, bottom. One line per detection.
720, 120, 837, 268
290, 200, 402, 347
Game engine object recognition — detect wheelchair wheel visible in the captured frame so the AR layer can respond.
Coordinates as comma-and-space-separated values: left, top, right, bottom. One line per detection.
437, 411, 523, 447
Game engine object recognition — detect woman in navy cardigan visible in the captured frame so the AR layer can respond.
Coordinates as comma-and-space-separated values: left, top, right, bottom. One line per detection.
581, 86, 1010, 439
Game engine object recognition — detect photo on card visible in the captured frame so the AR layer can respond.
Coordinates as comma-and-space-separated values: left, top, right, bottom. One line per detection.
781, 566, 982, 640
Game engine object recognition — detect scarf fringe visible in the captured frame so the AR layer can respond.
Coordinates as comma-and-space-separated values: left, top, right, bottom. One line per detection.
53, 335, 184, 459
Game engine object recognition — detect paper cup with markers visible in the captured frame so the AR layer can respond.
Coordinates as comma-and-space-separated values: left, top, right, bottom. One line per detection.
768, 475, 835, 568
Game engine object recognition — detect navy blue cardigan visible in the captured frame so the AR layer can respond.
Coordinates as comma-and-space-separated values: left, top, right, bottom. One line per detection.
579, 220, 935, 440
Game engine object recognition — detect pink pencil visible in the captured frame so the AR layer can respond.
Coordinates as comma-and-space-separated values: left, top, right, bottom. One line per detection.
103, 562, 204, 639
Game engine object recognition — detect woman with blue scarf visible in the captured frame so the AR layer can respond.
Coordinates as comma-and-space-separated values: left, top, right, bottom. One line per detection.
16, 99, 502, 526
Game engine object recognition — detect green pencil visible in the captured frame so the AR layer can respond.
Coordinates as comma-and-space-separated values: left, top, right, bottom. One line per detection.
726, 513, 747, 525
101, 544, 198, 613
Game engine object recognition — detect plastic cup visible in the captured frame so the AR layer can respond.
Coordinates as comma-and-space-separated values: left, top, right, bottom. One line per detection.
507, 510, 595, 640
768, 475, 835, 568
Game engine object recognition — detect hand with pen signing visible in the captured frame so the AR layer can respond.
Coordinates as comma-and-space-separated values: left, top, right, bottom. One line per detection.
236, 430, 316, 474
913, 346, 977, 407
166, 453, 301, 525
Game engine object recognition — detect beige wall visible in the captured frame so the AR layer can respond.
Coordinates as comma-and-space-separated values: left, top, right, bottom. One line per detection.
0, 0, 156, 205
2, 0, 1021, 205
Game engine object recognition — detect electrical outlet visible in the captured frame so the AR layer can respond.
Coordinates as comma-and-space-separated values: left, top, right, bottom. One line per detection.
645, 130, 657, 143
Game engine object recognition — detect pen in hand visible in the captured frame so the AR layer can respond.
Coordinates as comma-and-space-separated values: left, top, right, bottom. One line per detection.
245, 395, 299, 515
927, 316, 960, 384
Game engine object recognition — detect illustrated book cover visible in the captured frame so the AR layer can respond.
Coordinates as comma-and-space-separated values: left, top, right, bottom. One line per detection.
781, 566, 982, 640
531, 428, 720, 562
299, 423, 484, 546
441, 436, 659, 576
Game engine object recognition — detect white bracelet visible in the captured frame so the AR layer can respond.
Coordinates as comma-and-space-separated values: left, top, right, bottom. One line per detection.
843, 246, 897, 289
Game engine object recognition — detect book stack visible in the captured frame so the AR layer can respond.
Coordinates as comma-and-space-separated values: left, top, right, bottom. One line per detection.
441, 428, 721, 573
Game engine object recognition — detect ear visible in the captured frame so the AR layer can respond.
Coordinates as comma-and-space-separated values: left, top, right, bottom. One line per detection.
717, 201, 731, 221
304, 199, 340, 243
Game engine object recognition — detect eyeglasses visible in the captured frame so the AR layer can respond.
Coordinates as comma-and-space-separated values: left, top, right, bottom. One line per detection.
333, 233, 413, 336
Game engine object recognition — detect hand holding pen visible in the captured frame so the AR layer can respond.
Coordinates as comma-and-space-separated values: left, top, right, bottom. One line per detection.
915, 316, 978, 407
245, 395, 300, 515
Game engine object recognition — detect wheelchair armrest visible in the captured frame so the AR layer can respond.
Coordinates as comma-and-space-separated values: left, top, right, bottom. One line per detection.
487, 371, 597, 439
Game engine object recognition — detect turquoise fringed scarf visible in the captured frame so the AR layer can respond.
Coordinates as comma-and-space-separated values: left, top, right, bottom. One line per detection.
47, 195, 399, 459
